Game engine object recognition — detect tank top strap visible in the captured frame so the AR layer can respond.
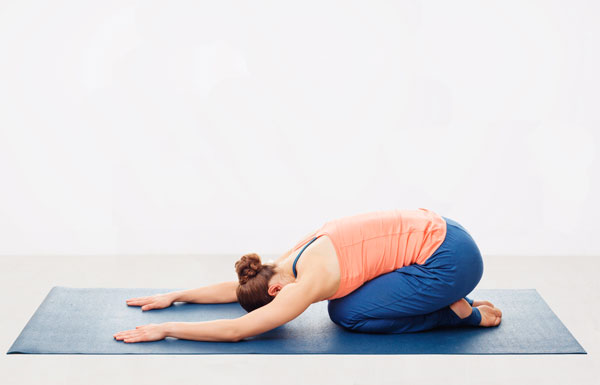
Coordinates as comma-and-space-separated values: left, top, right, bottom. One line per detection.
292, 236, 319, 278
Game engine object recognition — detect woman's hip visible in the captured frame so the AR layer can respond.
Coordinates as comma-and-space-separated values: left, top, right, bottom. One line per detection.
420, 216, 484, 287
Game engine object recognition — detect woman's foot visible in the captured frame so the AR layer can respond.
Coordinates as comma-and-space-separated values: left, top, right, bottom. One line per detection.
450, 298, 502, 327
476, 305, 502, 327
450, 298, 473, 319
472, 299, 494, 308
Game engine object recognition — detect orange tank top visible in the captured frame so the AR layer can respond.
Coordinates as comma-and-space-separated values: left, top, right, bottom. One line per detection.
290, 208, 447, 300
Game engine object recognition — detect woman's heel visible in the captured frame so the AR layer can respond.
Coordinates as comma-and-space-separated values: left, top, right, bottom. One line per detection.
447, 303, 481, 327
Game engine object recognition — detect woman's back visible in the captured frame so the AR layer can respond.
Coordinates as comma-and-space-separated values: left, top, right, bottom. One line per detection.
289, 208, 447, 300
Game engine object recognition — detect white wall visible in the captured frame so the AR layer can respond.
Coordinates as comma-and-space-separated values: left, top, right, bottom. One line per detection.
0, 0, 598, 257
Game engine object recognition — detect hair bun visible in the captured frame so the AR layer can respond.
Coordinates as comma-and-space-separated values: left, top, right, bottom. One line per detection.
235, 253, 263, 285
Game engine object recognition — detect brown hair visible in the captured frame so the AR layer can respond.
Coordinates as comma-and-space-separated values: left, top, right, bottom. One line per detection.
235, 253, 277, 312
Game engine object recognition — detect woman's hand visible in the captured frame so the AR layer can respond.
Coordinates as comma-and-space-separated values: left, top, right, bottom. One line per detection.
113, 324, 166, 343
126, 293, 176, 311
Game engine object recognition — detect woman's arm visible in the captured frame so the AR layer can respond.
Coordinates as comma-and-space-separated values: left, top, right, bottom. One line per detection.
171, 280, 239, 303
114, 279, 321, 343
125, 280, 239, 311
113, 318, 239, 343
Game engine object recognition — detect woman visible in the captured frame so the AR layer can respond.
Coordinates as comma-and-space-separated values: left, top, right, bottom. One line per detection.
114, 208, 502, 343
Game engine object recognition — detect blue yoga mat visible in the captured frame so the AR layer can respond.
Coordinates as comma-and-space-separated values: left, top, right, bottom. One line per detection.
7, 287, 585, 355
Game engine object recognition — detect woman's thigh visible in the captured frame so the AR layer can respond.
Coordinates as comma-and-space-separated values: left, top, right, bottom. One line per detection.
327, 216, 484, 328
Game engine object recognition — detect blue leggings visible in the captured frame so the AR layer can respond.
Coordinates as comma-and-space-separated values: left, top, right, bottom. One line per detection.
327, 216, 484, 333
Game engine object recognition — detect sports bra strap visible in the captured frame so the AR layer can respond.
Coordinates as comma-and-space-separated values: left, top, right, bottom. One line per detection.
292, 236, 319, 278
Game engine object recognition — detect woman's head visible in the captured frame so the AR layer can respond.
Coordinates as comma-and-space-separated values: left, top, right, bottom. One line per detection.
235, 253, 278, 312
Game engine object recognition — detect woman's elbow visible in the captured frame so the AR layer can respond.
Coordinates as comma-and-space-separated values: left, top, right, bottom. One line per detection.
230, 327, 249, 342
228, 321, 247, 342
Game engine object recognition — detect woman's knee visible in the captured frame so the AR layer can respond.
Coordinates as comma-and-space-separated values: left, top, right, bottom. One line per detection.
327, 300, 362, 330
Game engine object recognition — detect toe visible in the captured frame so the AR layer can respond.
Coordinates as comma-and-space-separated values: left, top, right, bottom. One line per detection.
474, 300, 495, 308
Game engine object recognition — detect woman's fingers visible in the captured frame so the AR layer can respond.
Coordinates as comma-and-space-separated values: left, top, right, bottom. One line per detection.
126, 296, 152, 306
114, 329, 136, 337
127, 296, 153, 301
127, 299, 159, 308
114, 327, 148, 342
114, 328, 144, 341
123, 330, 146, 343
128, 299, 151, 306
127, 299, 162, 311
126, 296, 148, 302
114, 323, 166, 343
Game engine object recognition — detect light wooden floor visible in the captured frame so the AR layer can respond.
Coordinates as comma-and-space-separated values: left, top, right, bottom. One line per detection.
1, 254, 598, 385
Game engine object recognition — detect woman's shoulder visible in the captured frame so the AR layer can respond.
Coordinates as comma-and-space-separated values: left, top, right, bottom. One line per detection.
293, 235, 341, 299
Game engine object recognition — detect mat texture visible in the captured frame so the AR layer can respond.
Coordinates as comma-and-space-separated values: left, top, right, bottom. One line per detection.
7, 287, 586, 355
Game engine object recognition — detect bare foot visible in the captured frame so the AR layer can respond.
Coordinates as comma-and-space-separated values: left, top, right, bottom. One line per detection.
449, 298, 472, 319
450, 299, 503, 327
472, 299, 495, 308
477, 305, 502, 327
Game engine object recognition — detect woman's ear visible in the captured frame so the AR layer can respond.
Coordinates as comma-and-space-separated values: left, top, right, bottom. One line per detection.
268, 282, 283, 297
